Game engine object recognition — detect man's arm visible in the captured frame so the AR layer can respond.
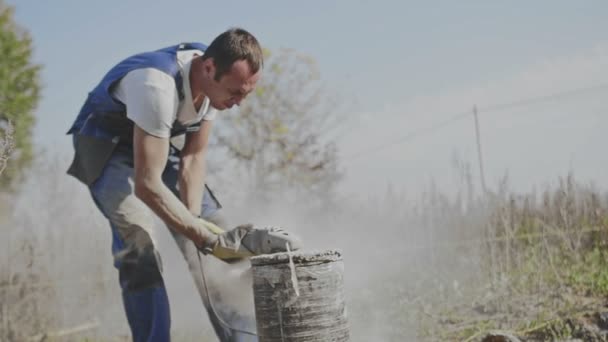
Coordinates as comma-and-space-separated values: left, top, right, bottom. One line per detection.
133, 124, 214, 247
178, 120, 212, 217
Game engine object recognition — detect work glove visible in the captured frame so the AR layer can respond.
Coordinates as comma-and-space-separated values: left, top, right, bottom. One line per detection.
200, 224, 302, 262
197, 217, 225, 235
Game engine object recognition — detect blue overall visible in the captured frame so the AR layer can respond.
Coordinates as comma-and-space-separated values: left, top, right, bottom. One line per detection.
67, 43, 257, 342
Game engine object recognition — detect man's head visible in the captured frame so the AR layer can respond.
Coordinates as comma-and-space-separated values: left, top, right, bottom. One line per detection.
194, 28, 263, 110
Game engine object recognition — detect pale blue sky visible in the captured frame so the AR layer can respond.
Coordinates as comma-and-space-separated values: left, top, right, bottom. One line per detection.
9, 0, 608, 195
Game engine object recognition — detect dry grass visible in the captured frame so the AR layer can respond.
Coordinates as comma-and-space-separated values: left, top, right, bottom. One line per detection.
0, 234, 57, 341
417, 173, 608, 341
1, 150, 606, 341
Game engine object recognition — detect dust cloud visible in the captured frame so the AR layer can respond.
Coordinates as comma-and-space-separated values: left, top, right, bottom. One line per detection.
1, 152, 487, 341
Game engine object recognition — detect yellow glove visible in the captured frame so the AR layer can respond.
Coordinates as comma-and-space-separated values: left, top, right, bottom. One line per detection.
198, 217, 225, 235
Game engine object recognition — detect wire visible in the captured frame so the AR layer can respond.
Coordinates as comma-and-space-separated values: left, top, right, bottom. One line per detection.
342, 111, 471, 162
479, 82, 608, 113
342, 82, 608, 163
195, 249, 259, 337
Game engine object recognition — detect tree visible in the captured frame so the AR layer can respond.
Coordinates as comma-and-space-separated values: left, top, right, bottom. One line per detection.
213, 48, 343, 202
0, 1, 41, 189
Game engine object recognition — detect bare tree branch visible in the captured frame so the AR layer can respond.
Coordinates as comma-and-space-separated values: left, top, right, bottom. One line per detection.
214, 48, 345, 199
0, 120, 15, 176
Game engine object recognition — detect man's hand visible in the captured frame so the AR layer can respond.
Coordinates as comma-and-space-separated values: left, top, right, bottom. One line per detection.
199, 224, 302, 262
197, 217, 225, 235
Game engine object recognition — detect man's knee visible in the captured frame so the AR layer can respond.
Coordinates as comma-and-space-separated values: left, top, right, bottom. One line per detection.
116, 227, 164, 292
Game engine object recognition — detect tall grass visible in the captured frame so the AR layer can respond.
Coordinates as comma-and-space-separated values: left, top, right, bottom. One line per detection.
416, 174, 608, 341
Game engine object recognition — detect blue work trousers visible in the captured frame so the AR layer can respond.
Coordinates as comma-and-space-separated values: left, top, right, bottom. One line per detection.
88, 145, 257, 342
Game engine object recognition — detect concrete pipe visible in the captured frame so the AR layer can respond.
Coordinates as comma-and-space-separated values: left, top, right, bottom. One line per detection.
251, 249, 349, 341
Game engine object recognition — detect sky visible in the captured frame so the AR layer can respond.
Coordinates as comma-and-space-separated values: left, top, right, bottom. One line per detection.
9, 0, 608, 196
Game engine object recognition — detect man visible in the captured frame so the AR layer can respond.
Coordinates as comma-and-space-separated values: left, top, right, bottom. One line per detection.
66, 28, 300, 341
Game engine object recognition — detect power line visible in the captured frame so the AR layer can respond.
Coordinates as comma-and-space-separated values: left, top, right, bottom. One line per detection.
342, 82, 608, 163
343, 111, 471, 161
479, 82, 608, 113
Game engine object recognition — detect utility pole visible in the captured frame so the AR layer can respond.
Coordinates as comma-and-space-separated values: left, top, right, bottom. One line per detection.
473, 105, 488, 194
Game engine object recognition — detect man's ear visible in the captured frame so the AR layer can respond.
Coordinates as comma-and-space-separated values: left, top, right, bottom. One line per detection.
202, 57, 216, 78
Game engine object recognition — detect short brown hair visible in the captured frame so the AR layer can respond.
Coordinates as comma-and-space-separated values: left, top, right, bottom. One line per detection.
203, 28, 263, 81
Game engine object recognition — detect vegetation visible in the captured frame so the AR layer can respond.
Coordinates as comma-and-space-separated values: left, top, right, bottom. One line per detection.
0, 0, 41, 189
416, 174, 608, 341
2, 151, 607, 341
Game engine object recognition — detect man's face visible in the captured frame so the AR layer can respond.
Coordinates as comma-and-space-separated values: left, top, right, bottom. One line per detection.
201, 58, 260, 110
